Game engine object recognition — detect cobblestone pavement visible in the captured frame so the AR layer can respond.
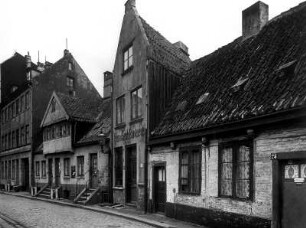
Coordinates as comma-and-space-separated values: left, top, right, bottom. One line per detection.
0, 194, 153, 228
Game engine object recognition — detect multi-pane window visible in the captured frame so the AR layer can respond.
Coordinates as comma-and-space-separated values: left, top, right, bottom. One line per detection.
179, 147, 201, 194
116, 96, 125, 125
21, 127, 25, 145
41, 161, 46, 178
123, 45, 133, 71
114, 147, 123, 186
12, 130, 16, 148
131, 87, 142, 120
25, 125, 30, 144
66, 76, 74, 89
77, 156, 84, 177
35, 161, 40, 177
219, 140, 252, 200
64, 158, 70, 177
43, 123, 71, 141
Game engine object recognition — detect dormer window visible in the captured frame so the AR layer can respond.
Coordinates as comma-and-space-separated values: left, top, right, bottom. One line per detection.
51, 99, 56, 113
123, 45, 133, 72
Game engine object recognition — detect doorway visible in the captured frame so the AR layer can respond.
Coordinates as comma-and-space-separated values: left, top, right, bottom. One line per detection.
55, 158, 60, 187
48, 159, 53, 185
90, 153, 98, 188
281, 160, 306, 228
154, 164, 166, 212
126, 145, 137, 204
21, 158, 29, 191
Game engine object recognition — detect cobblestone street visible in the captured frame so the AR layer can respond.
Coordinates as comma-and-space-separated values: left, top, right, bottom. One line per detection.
0, 194, 153, 228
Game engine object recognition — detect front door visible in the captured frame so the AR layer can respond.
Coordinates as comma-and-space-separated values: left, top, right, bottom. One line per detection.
55, 158, 60, 187
154, 165, 166, 212
48, 159, 53, 185
281, 160, 306, 228
21, 158, 29, 191
126, 145, 137, 204
90, 154, 98, 188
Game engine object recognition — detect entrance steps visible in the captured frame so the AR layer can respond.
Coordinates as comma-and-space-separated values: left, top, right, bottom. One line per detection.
74, 188, 99, 205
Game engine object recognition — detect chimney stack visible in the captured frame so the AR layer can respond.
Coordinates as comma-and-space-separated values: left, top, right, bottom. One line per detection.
173, 41, 189, 56
242, 1, 269, 39
64, 49, 70, 56
103, 71, 113, 98
125, 0, 136, 13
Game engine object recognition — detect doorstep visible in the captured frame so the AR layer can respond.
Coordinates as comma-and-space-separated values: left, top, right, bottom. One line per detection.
0, 190, 203, 228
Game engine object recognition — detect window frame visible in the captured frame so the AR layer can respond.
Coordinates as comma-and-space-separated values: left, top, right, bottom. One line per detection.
66, 76, 75, 89
41, 160, 46, 178
114, 147, 123, 187
123, 44, 133, 73
35, 161, 40, 177
178, 146, 202, 195
116, 95, 125, 125
218, 139, 254, 201
64, 158, 70, 177
77, 156, 84, 177
131, 86, 143, 120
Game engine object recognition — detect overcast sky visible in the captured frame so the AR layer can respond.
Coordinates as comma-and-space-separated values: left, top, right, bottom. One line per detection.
0, 0, 303, 96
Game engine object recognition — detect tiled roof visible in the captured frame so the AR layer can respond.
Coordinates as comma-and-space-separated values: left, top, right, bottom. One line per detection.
153, 2, 306, 137
56, 92, 102, 123
77, 97, 111, 144
140, 17, 191, 75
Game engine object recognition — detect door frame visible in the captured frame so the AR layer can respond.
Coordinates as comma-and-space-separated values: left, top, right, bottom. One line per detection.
54, 158, 60, 187
272, 151, 306, 228
125, 144, 137, 204
152, 162, 166, 213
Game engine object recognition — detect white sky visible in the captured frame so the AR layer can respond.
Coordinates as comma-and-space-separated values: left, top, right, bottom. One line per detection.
0, 0, 303, 96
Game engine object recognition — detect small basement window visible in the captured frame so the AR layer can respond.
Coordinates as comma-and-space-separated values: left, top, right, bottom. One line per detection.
196, 92, 209, 105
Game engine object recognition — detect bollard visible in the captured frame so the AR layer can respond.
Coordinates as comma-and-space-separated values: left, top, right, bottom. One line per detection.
50, 189, 54, 199
55, 188, 58, 200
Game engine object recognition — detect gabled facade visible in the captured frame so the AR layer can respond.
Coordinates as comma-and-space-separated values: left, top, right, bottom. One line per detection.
0, 49, 101, 193
112, 0, 190, 210
34, 91, 110, 203
148, 1, 306, 228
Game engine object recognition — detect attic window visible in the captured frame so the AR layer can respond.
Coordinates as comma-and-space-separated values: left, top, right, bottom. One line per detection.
51, 99, 56, 112
196, 93, 209, 105
68, 62, 73, 71
176, 100, 187, 112
123, 45, 133, 72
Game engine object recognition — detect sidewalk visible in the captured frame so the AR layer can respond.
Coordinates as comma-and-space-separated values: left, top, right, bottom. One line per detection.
0, 190, 206, 228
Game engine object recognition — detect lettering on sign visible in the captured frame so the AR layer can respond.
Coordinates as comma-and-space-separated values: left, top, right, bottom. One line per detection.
115, 127, 146, 143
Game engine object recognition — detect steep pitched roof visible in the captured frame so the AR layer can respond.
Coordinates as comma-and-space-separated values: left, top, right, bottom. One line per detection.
56, 92, 102, 123
77, 97, 111, 144
140, 17, 191, 75
153, 2, 306, 137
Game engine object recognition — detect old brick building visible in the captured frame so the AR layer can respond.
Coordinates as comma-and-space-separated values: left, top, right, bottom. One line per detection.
0, 50, 101, 193
112, 0, 190, 210
148, 2, 306, 228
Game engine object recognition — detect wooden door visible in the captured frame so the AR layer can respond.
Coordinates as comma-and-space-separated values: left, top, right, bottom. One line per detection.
48, 159, 53, 185
126, 145, 137, 204
154, 165, 166, 212
22, 158, 29, 191
90, 154, 98, 188
55, 158, 60, 187
281, 160, 306, 228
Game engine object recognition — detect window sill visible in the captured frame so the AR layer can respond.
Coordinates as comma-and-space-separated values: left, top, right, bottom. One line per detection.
216, 195, 253, 202
178, 192, 201, 196
115, 123, 126, 130
121, 66, 134, 76
64, 176, 70, 179
113, 186, 124, 190
130, 117, 143, 125
77, 176, 85, 179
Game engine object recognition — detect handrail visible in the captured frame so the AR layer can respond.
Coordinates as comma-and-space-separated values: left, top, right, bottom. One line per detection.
73, 187, 87, 203
85, 186, 101, 205
35, 183, 49, 197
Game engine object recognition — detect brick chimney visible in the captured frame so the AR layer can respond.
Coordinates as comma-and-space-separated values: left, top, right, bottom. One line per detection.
173, 41, 189, 56
103, 71, 113, 98
125, 0, 136, 13
242, 1, 269, 39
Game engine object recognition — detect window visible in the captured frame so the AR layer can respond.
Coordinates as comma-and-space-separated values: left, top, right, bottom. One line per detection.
66, 76, 74, 89
68, 62, 73, 71
41, 161, 46, 178
116, 96, 125, 125
21, 127, 25, 145
8, 132, 11, 149
1, 162, 4, 179
35, 161, 40, 177
12, 130, 16, 148
77, 156, 84, 177
25, 125, 30, 144
114, 147, 123, 186
25, 92, 30, 109
10, 86, 18, 93
51, 99, 56, 112
12, 160, 15, 180
219, 140, 253, 200
8, 161, 11, 179
123, 45, 133, 71
179, 147, 201, 194
131, 87, 143, 120
64, 158, 70, 177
